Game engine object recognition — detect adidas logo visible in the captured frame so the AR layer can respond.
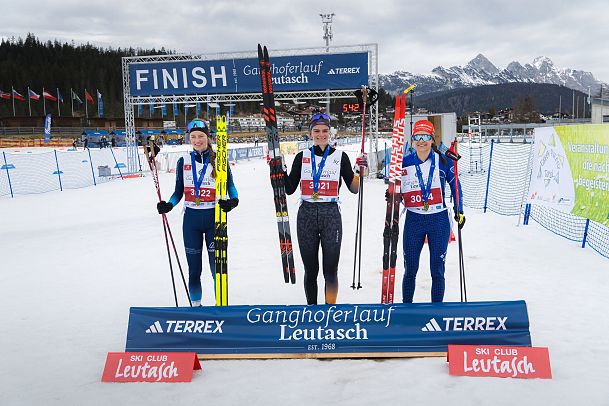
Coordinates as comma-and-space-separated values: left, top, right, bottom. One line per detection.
421, 318, 442, 332
146, 321, 164, 333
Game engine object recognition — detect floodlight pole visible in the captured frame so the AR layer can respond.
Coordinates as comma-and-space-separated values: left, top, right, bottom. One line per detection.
321, 13, 335, 115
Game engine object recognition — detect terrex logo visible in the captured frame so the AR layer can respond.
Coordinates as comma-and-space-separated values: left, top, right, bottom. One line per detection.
145, 320, 224, 334
421, 317, 508, 332
327, 67, 361, 75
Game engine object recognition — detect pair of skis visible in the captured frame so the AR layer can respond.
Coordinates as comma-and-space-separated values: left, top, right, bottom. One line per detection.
381, 93, 406, 303
380, 85, 414, 303
258, 44, 296, 284
214, 115, 229, 306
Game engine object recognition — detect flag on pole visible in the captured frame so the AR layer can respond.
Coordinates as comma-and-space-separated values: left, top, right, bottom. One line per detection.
44, 113, 52, 144
72, 90, 83, 104
29, 89, 41, 100
97, 90, 104, 118
161, 96, 167, 117
149, 96, 154, 118
43, 89, 57, 102
12, 89, 25, 101
85, 90, 94, 104
56, 88, 63, 117
173, 99, 178, 117
0, 90, 10, 99
137, 97, 142, 117
196, 102, 201, 116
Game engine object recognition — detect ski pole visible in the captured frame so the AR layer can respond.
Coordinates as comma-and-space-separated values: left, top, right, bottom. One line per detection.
146, 141, 191, 307
450, 140, 467, 302
352, 85, 368, 289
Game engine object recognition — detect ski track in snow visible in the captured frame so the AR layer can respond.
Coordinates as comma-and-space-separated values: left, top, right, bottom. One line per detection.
1, 148, 608, 406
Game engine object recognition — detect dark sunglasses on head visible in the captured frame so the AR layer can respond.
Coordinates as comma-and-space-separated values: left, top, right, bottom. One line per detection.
311, 113, 331, 121
187, 119, 208, 132
412, 134, 433, 142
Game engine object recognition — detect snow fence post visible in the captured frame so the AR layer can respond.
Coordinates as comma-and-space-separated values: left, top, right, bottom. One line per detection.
483, 139, 495, 213
110, 147, 124, 179
2, 151, 14, 198
582, 219, 590, 248
87, 148, 97, 186
53, 149, 63, 192
523, 203, 531, 225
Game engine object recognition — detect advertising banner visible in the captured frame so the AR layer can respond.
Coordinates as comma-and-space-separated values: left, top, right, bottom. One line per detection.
527, 125, 609, 226
248, 146, 265, 158
447, 345, 552, 379
235, 148, 249, 160
129, 52, 368, 96
125, 301, 531, 358
102, 352, 201, 382
43, 114, 52, 144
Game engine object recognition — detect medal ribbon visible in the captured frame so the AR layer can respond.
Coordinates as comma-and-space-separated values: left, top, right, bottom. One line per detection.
310, 146, 330, 194
414, 152, 435, 207
191, 150, 210, 202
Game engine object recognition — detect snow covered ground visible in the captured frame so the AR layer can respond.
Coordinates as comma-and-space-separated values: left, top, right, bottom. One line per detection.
1, 148, 608, 406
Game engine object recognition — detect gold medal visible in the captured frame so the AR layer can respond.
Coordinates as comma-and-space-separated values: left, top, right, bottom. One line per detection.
423, 201, 429, 211
195, 197, 201, 205
312, 192, 319, 200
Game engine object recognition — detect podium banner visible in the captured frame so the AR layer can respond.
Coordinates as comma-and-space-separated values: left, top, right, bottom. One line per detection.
126, 301, 531, 358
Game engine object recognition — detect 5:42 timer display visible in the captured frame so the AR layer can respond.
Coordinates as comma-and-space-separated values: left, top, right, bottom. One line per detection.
330, 103, 361, 114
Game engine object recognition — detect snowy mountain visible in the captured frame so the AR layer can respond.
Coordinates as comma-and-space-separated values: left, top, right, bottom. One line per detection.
380, 54, 606, 96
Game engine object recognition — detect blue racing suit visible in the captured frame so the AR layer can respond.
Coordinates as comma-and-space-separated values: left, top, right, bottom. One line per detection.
400, 150, 462, 302
167, 149, 238, 302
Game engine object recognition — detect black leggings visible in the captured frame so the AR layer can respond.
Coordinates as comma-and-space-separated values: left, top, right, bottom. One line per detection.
297, 201, 342, 305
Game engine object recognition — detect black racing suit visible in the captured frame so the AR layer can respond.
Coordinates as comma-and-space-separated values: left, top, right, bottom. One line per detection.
284, 145, 357, 305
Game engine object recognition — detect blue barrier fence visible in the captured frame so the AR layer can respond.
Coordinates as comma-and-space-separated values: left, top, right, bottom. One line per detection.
0, 145, 266, 197
3, 141, 607, 260
455, 141, 609, 260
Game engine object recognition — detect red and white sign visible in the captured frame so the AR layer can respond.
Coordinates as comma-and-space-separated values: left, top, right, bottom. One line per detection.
102, 352, 201, 383
447, 345, 552, 379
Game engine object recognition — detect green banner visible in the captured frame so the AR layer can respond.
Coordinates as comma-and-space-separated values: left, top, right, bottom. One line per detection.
557, 125, 609, 225
529, 124, 609, 226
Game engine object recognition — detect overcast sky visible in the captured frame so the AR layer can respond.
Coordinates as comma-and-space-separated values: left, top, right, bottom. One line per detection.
2, 0, 608, 82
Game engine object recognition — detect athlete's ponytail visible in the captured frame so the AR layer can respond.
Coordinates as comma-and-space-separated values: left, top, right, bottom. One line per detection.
208, 144, 217, 179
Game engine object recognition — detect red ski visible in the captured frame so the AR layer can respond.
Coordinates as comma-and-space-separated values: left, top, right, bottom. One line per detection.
381, 87, 411, 303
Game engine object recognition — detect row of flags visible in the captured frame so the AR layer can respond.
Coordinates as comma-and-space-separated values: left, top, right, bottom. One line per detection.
0, 87, 103, 117
2, 88, 226, 120
135, 98, 220, 120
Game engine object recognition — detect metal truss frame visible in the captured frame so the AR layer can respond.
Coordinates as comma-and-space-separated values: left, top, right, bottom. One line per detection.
122, 44, 379, 174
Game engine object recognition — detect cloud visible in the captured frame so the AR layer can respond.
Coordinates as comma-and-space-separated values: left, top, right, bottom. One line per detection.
1, 0, 607, 81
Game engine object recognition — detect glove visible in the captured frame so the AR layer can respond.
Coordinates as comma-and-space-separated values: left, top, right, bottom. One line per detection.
455, 212, 466, 229
218, 198, 239, 213
385, 189, 402, 203
354, 153, 368, 175
268, 153, 287, 173
157, 200, 173, 214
